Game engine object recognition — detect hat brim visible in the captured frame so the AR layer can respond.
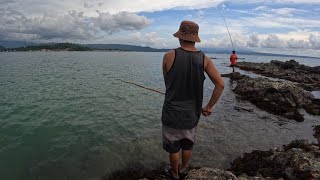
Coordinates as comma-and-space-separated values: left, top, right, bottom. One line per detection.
173, 31, 201, 43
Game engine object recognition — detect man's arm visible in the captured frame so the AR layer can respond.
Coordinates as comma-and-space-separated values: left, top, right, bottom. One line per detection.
162, 50, 175, 82
202, 56, 225, 117
162, 53, 168, 81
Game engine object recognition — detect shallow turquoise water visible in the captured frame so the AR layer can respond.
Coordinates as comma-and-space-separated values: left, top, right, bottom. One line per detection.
0, 51, 319, 180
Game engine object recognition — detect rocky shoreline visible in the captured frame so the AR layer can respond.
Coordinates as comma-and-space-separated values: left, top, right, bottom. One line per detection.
221, 60, 320, 122
106, 126, 320, 180
235, 60, 320, 91
106, 60, 320, 180
222, 72, 320, 121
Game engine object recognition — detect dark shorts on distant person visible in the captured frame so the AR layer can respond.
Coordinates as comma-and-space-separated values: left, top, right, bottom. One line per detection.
230, 64, 235, 67
163, 138, 194, 153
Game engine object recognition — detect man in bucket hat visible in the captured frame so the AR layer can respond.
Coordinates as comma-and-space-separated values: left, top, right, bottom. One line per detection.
162, 20, 225, 179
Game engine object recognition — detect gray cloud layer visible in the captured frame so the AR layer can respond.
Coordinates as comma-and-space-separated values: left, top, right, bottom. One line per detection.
309, 34, 320, 49
245, 34, 320, 50
95, 11, 151, 34
0, 7, 150, 41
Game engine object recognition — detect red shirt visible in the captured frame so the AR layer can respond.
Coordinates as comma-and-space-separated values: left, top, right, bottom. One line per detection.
230, 54, 238, 65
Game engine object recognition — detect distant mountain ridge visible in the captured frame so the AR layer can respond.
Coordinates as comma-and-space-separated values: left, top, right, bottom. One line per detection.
85, 44, 169, 52
12, 43, 90, 51
0, 40, 37, 48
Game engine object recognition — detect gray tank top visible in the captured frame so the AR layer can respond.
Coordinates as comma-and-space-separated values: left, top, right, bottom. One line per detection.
161, 47, 205, 129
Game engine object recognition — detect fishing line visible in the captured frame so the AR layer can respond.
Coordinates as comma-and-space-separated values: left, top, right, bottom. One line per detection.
119, 79, 165, 95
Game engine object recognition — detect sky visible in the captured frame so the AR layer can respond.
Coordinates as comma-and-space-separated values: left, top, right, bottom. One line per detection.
1, 0, 320, 56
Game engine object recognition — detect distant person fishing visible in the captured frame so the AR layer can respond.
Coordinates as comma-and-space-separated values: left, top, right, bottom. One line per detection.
221, 13, 239, 72
230, 50, 238, 72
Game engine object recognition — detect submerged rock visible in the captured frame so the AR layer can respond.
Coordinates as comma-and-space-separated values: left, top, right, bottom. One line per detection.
236, 60, 320, 91
187, 167, 238, 180
108, 165, 240, 180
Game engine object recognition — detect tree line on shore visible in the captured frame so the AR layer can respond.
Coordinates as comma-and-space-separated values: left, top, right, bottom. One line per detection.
0, 43, 91, 52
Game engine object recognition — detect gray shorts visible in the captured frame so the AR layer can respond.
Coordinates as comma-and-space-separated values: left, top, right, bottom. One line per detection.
163, 137, 194, 153
162, 125, 197, 153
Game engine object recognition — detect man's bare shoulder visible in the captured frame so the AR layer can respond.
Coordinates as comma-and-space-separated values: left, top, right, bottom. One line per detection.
163, 50, 175, 61
203, 55, 213, 68
164, 50, 175, 56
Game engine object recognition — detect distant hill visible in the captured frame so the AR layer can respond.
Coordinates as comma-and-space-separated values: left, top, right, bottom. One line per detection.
0, 45, 5, 50
12, 43, 90, 51
85, 44, 170, 52
0, 40, 37, 48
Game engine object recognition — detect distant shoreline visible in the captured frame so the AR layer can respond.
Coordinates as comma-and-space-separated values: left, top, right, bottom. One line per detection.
1, 50, 319, 60
0, 42, 319, 59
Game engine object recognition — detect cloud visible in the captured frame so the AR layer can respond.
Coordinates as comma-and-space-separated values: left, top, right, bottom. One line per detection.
247, 34, 260, 47
7, 0, 225, 17
260, 34, 285, 48
228, 5, 319, 32
253, 6, 305, 17
0, 9, 96, 41
0, 8, 150, 41
131, 32, 142, 40
73, 0, 226, 14
309, 34, 320, 49
25, 11, 97, 40
198, 30, 320, 52
95, 11, 150, 34
4, 0, 320, 18
287, 39, 309, 49
130, 32, 168, 48
0, 0, 16, 3
234, 14, 320, 30
198, 33, 247, 49
248, 32, 320, 50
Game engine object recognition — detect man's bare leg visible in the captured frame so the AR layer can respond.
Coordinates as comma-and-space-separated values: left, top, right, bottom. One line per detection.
180, 150, 192, 172
169, 152, 180, 178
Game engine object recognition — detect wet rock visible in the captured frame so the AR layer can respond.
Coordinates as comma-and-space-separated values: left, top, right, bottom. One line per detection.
304, 99, 320, 116
109, 126, 320, 180
234, 106, 254, 112
237, 174, 265, 180
236, 60, 320, 91
314, 125, 320, 143
273, 59, 299, 69
187, 167, 238, 180
233, 77, 316, 121
229, 139, 320, 180
221, 72, 248, 81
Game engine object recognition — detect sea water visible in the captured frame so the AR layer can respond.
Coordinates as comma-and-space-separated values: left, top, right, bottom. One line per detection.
0, 51, 319, 180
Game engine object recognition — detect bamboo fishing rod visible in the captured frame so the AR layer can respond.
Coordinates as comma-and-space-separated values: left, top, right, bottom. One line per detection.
220, 13, 235, 51
120, 79, 165, 95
